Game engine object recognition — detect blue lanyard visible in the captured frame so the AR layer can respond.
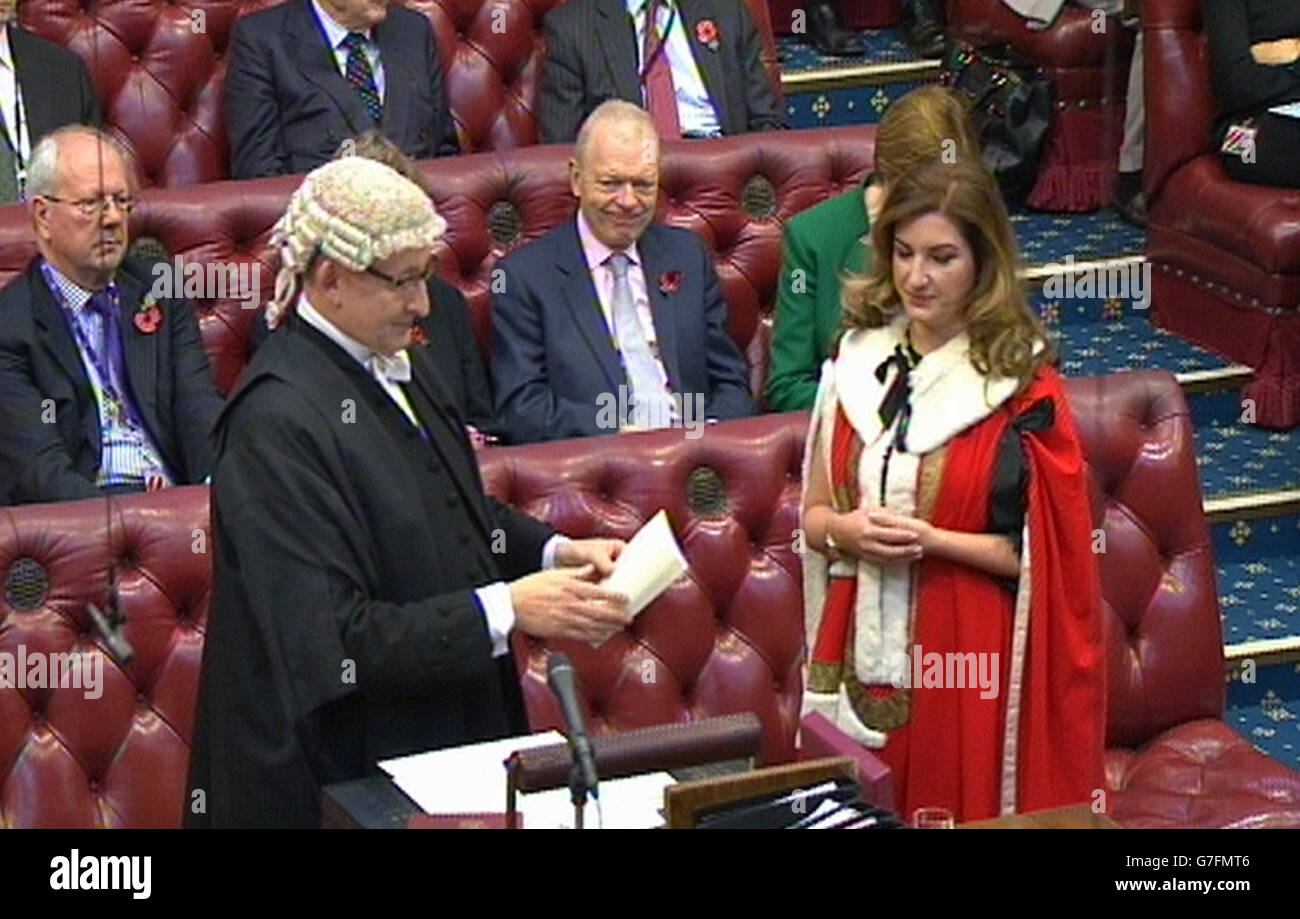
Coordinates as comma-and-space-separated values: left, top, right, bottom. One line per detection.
42, 266, 137, 425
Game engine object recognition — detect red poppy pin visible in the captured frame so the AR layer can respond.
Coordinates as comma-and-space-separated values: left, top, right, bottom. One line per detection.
659, 270, 683, 294
408, 324, 429, 347
133, 295, 163, 334
695, 19, 720, 51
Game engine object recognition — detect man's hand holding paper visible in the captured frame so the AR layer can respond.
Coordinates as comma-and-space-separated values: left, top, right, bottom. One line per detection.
591, 510, 690, 646
554, 537, 626, 577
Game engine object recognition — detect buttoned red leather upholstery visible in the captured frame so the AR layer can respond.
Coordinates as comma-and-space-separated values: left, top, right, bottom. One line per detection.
0, 125, 876, 399
3, 371, 1298, 826
0, 487, 209, 828
17, 0, 779, 187
1145, 0, 1300, 429
484, 413, 809, 764
945, 0, 1135, 212
1069, 372, 1300, 827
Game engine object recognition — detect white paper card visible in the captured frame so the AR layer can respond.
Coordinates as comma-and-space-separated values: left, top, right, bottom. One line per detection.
602, 509, 689, 617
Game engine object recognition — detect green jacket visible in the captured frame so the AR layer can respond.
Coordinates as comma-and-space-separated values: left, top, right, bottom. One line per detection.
765, 182, 871, 412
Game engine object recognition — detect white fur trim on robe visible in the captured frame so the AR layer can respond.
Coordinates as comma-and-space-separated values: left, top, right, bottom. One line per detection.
800, 313, 1025, 743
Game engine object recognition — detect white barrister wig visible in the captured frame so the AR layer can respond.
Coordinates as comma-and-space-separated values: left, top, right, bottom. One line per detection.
264, 156, 448, 329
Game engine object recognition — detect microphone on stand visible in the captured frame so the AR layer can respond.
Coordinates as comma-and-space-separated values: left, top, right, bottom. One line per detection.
87, 492, 134, 668
547, 653, 599, 824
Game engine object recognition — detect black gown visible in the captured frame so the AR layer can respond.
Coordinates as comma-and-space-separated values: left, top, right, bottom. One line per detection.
186, 315, 553, 828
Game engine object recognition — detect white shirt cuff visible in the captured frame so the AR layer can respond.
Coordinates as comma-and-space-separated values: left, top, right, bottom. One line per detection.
474, 582, 515, 658
541, 534, 569, 570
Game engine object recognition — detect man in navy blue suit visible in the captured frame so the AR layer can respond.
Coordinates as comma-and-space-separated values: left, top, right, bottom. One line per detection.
225, 0, 459, 179
491, 100, 756, 444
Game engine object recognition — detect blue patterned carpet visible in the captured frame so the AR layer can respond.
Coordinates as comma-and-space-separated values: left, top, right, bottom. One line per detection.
786, 79, 936, 130
779, 24, 935, 130
1191, 393, 1299, 497
1012, 209, 1145, 264
1227, 666, 1300, 770
1050, 313, 1236, 380
777, 29, 924, 71
1216, 512, 1300, 647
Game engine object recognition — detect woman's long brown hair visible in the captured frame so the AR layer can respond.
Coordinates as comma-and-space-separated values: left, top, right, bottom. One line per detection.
842, 159, 1053, 389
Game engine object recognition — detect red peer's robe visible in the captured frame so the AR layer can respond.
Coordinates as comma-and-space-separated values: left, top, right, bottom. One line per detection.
802, 319, 1104, 823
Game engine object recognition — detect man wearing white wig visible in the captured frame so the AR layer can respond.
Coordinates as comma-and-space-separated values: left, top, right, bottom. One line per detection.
188, 157, 632, 828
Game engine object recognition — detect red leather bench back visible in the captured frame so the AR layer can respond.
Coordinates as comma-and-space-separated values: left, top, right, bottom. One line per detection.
0, 125, 876, 398
0, 487, 210, 828
1066, 371, 1224, 748
0, 371, 1222, 825
1144, 0, 1215, 204
17, 0, 779, 187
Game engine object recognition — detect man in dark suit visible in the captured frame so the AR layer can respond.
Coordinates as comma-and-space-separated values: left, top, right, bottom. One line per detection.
0, 1, 102, 203
0, 127, 221, 506
225, 0, 459, 180
493, 100, 756, 444
539, 0, 782, 144
188, 156, 631, 827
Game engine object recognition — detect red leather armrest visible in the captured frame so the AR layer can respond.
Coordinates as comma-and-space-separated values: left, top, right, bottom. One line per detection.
797, 712, 897, 813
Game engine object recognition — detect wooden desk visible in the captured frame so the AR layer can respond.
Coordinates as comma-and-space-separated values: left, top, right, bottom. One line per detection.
959, 804, 1121, 829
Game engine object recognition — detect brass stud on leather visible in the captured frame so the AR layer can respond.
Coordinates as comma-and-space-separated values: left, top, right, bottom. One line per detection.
487, 200, 523, 248
687, 466, 728, 516
741, 175, 777, 220
4, 557, 50, 612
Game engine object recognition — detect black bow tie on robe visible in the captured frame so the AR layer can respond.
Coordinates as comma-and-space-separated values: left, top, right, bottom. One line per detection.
876, 343, 917, 451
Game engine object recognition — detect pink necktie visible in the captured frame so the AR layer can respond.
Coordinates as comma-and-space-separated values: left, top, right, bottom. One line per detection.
641, 0, 682, 139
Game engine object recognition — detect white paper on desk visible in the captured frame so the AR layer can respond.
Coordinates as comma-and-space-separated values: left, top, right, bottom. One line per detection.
379, 731, 563, 814
517, 771, 675, 830
1268, 101, 1300, 119
603, 509, 688, 617
378, 731, 674, 829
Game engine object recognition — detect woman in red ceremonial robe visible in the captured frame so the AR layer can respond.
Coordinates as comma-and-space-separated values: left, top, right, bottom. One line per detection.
799, 159, 1104, 823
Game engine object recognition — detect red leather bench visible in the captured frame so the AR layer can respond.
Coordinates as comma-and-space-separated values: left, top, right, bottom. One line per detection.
945, 0, 1135, 212
3, 370, 1298, 827
17, 0, 780, 188
0, 124, 877, 402
1145, 0, 1300, 429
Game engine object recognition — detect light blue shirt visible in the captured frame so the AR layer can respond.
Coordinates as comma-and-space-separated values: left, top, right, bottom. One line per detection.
40, 261, 172, 489
626, 0, 721, 137
311, 0, 386, 103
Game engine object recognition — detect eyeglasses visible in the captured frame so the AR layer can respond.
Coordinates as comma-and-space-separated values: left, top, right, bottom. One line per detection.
41, 193, 135, 219
365, 264, 434, 293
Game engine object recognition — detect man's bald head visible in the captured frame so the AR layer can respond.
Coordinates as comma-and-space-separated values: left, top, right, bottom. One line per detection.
569, 101, 660, 251
29, 127, 135, 291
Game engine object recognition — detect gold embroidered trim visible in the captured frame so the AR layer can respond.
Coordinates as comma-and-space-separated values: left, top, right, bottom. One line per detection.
845, 678, 911, 732
844, 614, 910, 731
915, 444, 948, 523
808, 660, 842, 693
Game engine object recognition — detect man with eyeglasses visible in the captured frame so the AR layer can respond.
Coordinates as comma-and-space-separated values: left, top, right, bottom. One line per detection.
0, 125, 221, 505
188, 156, 633, 827
492, 100, 756, 443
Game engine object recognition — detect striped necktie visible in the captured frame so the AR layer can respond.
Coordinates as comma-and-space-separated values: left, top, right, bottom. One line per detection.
341, 32, 383, 124
607, 252, 672, 428
640, 0, 682, 139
